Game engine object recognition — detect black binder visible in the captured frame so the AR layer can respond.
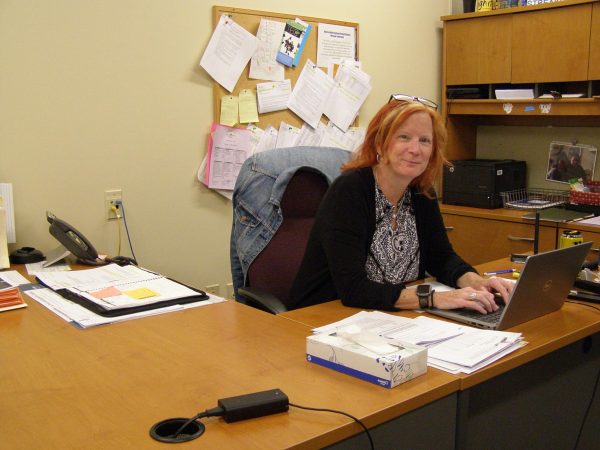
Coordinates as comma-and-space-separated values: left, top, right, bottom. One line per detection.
36, 277, 209, 318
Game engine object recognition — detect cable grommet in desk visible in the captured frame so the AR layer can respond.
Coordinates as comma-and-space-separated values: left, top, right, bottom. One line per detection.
149, 417, 205, 443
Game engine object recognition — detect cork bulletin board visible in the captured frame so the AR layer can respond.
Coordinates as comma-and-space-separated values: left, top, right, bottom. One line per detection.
211, 5, 360, 129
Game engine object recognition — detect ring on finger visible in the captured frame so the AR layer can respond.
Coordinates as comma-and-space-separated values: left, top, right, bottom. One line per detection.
468, 292, 477, 300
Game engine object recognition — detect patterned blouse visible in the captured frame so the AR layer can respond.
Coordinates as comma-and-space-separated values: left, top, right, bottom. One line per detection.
365, 184, 420, 284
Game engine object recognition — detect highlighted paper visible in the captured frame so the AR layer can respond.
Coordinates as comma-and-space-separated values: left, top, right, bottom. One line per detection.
124, 287, 159, 300
238, 89, 259, 124
220, 95, 239, 126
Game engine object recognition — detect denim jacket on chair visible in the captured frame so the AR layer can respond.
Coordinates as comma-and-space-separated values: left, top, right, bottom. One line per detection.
230, 146, 351, 301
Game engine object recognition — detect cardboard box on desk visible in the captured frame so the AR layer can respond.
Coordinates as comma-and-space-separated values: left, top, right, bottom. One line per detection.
306, 333, 427, 388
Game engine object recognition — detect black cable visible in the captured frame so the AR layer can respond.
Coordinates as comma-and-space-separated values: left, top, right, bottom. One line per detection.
289, 402, 374, 450
566, 300, 600, 313
572, 354, 600, 449
171, 406, 224, 438
118, 201, 138, 262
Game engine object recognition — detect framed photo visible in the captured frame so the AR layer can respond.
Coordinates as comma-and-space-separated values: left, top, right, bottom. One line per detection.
546, 141, 597, 184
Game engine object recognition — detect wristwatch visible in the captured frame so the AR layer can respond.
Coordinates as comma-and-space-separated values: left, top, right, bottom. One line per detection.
417, 284, 434, 309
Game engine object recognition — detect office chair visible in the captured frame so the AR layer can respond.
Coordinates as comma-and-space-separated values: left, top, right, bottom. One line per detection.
238, 169, 329, 314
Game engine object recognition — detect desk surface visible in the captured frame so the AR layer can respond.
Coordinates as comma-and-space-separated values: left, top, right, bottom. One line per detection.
282, 258, 600, 389
1, 273, 459, 450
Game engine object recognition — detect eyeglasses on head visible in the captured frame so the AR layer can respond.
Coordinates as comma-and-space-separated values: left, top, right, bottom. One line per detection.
388, 93, 438, 110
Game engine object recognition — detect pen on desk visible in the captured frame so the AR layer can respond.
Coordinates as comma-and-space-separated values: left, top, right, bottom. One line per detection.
483, 269, 515, 276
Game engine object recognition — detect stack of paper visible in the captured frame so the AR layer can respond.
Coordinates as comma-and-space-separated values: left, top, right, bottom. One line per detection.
28, 264, 228, 328
495, 89, 534, 100
26, 287, 225, 329
312, 311, 525, 374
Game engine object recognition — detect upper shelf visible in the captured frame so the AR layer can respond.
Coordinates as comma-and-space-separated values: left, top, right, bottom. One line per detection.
441, 0, 598, 21
446, 98, 600, 116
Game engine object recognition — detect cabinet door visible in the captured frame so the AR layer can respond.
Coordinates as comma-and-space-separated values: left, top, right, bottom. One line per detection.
588, 3, 600, 80
443, 214, 555, 266
512, 4, 592, 83
445, 15, 511, 85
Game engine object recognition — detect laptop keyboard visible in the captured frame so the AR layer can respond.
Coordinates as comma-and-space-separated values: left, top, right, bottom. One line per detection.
455, 304, 506, 324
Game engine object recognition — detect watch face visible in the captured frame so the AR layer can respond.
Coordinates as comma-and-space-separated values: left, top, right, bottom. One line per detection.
417, 284, 431, 296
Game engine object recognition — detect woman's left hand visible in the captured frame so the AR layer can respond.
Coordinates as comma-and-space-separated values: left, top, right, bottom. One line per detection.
457, 272, 515, 305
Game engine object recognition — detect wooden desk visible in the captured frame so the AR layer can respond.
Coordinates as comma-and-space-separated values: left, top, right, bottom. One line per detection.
281, 258, 600, 450
1, 271, 460, 450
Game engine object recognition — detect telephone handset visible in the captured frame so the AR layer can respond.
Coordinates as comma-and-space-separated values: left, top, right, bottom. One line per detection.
46, 211, 137, 266
47, 211, 103, 265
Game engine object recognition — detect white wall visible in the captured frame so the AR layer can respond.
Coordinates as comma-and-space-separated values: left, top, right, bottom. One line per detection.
0, 0, 449, 294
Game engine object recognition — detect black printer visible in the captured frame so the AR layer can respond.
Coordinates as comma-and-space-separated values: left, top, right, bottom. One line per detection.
442, 159, 526, 209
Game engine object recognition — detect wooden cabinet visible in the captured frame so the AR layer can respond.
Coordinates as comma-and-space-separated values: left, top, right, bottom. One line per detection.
443, 212, 555, 265
439, 3, 600, 265
445, 15, 511, 85
441, 0, 600, 162
441, 205, 600, 266
588, 2, 600, 79
511, 4, 592, 83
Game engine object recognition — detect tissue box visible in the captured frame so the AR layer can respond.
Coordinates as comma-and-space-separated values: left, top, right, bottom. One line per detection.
306, 334, 427, 388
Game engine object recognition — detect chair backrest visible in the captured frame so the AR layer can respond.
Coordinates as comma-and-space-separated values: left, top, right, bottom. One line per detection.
246, 169, 329, 308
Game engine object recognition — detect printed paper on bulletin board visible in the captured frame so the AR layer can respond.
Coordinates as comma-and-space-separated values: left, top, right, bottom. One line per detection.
210, 5, 360, 130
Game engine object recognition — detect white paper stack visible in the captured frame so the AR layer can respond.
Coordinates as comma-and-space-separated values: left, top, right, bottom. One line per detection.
312, 311, 525, 374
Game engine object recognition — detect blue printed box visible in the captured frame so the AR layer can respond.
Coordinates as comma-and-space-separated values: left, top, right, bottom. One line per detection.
306, 334, 427, 388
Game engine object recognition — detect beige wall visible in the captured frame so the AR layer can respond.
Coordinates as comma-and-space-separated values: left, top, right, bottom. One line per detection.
477, 126, 600, 190
0, 0, 449, 294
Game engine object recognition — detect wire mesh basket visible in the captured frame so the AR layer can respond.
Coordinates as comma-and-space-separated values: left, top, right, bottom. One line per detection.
501, 188, 569, 210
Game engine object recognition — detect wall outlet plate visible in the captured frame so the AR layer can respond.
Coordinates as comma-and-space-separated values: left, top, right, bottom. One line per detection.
104, 189, 122, 220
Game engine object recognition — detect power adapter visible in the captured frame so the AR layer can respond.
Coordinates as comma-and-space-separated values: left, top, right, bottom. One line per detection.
218, 388, 289, 422
150, 388, 289, 443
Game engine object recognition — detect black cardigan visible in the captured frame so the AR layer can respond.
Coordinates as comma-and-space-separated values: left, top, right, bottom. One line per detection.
289, 167, 475, 310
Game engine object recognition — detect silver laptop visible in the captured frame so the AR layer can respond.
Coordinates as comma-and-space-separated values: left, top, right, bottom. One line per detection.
429, 242, 592, 330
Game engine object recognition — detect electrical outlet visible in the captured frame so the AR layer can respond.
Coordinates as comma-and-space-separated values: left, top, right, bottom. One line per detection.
104, 189, 122, 220
226, 283, 234, 299
205, 284, 220, 296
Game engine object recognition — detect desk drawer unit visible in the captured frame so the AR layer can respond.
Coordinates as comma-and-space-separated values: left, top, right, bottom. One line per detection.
443, 214, 555, 265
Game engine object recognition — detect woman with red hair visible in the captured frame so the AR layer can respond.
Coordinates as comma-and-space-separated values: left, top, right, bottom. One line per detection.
290, 95, 514, 312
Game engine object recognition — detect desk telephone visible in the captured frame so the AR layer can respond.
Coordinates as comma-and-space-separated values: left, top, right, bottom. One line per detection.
47, 211, 136, 266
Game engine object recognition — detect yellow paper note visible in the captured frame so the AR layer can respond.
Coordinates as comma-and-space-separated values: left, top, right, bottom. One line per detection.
220, 95, 238, 126
124, 287, 159, 300
239, 89, 259, 124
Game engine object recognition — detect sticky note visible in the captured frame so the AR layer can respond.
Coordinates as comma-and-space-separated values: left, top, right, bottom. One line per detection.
91, 286, 121, 299
239, 89, 259, 124
123, 287, 159, 300
220, 95, 238, 126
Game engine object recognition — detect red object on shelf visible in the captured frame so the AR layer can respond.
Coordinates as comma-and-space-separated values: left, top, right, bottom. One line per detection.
570, 181, 600, 206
